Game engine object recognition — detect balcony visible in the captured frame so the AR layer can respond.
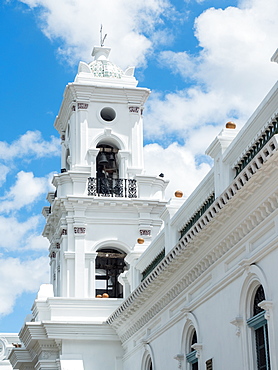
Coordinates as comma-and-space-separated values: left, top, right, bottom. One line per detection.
88, 177, 137, 198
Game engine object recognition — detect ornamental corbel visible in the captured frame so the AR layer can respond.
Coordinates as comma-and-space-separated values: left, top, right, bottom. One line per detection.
238, 259, 251, 275
230, 316, 243, 336
258, 301, 273, 320
141, 339, 150, 351
174, 354, 184, 369
191, 343, 202, 358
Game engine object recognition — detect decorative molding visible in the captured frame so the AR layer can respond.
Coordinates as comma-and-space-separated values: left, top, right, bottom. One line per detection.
104, 128, 112, 136
108, 153, 278, 342
191, 343, 202, 358
140, 229, 151, 236
258, 300, 273, 320
77, 102, 88, 110
174, 354, 184, 369
74, 227, 86, 234
230, 317, 243, 336
40, 351, 51, 360
129, 106, 140, 113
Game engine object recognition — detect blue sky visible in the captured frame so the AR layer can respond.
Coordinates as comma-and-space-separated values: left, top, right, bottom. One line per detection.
0, 0, 278, 333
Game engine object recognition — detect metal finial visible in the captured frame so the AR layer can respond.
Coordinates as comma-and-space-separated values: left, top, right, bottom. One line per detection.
100, 24, 107, 47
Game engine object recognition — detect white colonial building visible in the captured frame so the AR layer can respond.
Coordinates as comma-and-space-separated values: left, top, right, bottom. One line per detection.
6, 46, 278, 370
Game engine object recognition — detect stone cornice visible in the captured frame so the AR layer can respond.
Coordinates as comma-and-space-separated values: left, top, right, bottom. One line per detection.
55, 83, 150, 134
43, 194, 167, 241
43, 321, 119, 341
107, 150, 278, 342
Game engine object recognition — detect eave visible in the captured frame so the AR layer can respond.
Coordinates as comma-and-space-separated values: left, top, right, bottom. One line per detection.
107, 139, 278, 341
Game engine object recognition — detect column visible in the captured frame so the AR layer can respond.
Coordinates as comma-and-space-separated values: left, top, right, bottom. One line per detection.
74, 226, 86, 298
86, 252, 97, 298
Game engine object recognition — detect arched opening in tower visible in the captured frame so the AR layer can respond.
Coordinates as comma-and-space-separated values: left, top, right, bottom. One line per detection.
95, 248, 127, 298
95, 143, 121, 196
96, 144, 119, 179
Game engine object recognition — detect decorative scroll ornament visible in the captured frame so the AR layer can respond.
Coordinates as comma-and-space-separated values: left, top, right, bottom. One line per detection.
191, 343, 202, 358
258, 301, 273, 320
230, 317, 243, 336
129, 106, 140, 113
140, 230, 151, 236
174, 354, 184, 369
74, 227, 86, 234
77, 103, 89, 110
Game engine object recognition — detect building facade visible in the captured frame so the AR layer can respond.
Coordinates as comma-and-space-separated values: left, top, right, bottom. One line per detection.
7, 47, 278, 370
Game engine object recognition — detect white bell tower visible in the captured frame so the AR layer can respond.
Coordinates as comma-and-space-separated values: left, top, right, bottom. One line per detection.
11, 45, 169, 370
43, 45, 169, 300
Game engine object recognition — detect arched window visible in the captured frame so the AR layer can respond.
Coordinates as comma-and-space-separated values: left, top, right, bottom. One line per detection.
146, 356, 153, 370
143, 354, 153, 370
96, 144, 119, 180
95, 143, 122, 196
186, 329, 198, 370
95, 248, 126, 298
247, 285, 271, 370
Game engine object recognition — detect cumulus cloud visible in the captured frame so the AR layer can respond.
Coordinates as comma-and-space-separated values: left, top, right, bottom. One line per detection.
0, 256, 49, 316
19, 0, 173, 68
0, 215, 48, 251
0, 165, 10, 186
147, 0, 278, 147
0, 171, 51, 213
0, 131, 60, 162
144, 142, 211, 199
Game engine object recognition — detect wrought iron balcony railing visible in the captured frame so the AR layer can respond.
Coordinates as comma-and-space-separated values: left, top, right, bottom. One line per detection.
88, 177, 137, 198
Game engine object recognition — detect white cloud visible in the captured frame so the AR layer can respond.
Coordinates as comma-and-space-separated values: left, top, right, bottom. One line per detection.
143, 0, 278, 179
0, 215, 44, 250
0, 165, 10, 186
25, 234, 49, 251
0, 171, 50, 213
0, 256, 49, 316
19, 0, 172, 69
144, 89, 233, 144
0, 131, 60, 162
144, 142, 211, 199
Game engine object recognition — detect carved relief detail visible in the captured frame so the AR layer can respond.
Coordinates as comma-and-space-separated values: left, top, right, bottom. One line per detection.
77, 103, 88, 110
74, 227, 86, 234
129, 106, 140, 113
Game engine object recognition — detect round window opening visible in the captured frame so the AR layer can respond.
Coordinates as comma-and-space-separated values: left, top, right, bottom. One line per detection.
100, 107, 116, 122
